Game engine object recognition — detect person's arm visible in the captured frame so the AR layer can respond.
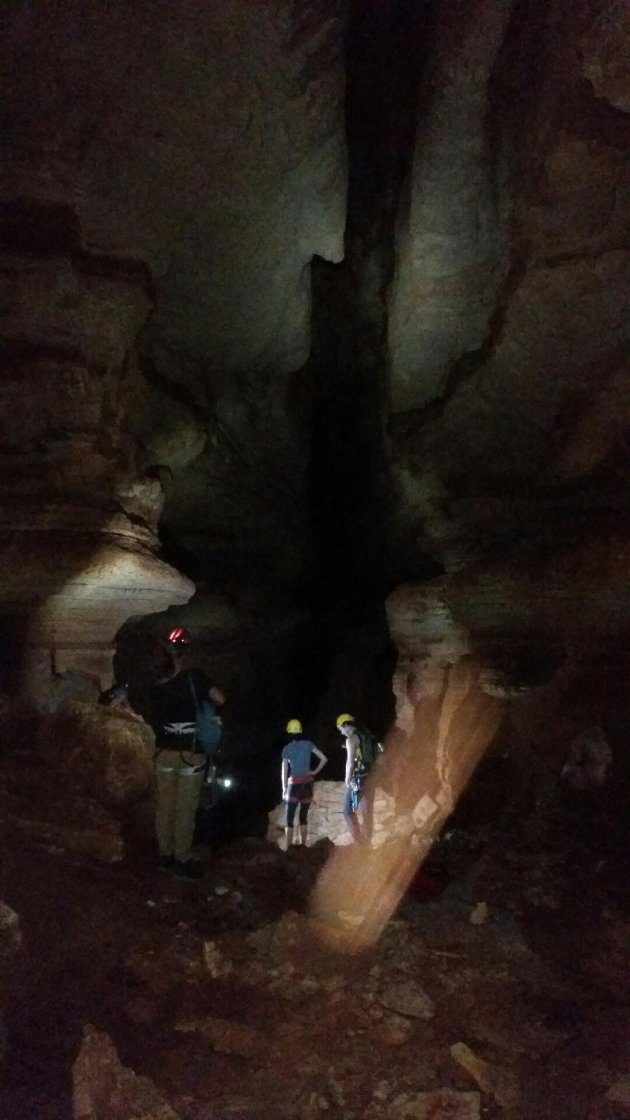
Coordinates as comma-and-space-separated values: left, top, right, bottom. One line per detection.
281, 757, 289, 799
107, 695, 144, 722
123, 701, 145, 723
344, 734, 358, 786
310, 745, 327, 777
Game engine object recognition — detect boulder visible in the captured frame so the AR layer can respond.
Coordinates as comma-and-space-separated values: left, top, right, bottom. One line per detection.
73, 1025, 181, 1120
40, 701, 154, 806
267, 779, 398, 847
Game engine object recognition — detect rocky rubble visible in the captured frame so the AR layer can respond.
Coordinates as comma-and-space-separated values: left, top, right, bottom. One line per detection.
4, 827, 627, 1120
267, 780, 398, 848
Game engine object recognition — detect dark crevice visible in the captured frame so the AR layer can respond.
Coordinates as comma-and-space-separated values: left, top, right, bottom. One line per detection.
266, 2, 439, 724
300, 0, 437, 618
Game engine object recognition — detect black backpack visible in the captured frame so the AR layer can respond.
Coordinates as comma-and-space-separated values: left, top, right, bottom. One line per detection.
355, 725, 384, 774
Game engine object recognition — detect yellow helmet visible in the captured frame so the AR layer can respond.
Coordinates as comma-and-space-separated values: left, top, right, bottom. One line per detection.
286, 719, 303, 734
336, 713, 355, 729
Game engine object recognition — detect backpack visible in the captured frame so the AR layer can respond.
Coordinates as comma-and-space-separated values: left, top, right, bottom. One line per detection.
188, 672, 223, 760
354, 725, 384, 774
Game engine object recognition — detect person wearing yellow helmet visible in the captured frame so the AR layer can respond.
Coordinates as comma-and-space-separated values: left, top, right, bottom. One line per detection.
337, 713, 383, 845
281, 719, 327, 849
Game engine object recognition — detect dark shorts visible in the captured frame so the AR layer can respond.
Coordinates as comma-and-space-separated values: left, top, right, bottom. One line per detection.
286, 780, 313, 804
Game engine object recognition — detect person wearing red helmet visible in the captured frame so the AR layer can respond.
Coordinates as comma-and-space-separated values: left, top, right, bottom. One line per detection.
150, 628, 225, 879
167, 627, 192, 646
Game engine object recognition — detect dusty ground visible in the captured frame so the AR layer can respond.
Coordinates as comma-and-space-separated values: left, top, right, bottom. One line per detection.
1, 822, 629, 1120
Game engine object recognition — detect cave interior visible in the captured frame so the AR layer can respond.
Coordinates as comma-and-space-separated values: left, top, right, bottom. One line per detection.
0, 1, 629, 1118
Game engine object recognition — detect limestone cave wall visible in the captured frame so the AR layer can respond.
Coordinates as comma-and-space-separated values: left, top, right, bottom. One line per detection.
0, 0, 629, 821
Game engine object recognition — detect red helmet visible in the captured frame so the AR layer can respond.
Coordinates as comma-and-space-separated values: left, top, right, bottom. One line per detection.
167, 626, 192, 645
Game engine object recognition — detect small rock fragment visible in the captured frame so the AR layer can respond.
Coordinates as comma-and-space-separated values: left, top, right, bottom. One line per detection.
607, 1077, 630, 1107
379, 980, 435, 1020
389, 1089, 480, 1118
202, 940, 233, 978
469, 901, 489, 925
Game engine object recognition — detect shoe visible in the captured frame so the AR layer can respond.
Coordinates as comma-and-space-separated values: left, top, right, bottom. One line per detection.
170, 859, 204, 881
157, 855, 175, 873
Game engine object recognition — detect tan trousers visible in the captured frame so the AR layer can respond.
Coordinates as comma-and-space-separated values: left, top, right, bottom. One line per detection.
154, 749, 206, 862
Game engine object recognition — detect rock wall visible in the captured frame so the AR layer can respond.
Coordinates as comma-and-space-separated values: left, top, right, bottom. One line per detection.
389, 0, 513, 412
378, 0, 630, 835
0, 0, 347, 697
388, 0, 630, 575
0, 0, 629, 771
0, 235, 193, 694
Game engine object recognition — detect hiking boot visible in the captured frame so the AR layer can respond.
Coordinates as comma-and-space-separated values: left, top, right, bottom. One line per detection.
170, 859, 204, 881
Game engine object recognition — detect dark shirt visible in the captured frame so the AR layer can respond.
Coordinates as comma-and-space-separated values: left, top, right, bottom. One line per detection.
151, 668, 211, 732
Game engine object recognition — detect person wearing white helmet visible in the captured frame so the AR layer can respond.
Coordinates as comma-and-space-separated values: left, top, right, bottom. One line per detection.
280, 719, 327, 849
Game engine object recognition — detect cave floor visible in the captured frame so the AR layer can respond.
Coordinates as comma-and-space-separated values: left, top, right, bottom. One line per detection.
1, 829, 628, 1120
